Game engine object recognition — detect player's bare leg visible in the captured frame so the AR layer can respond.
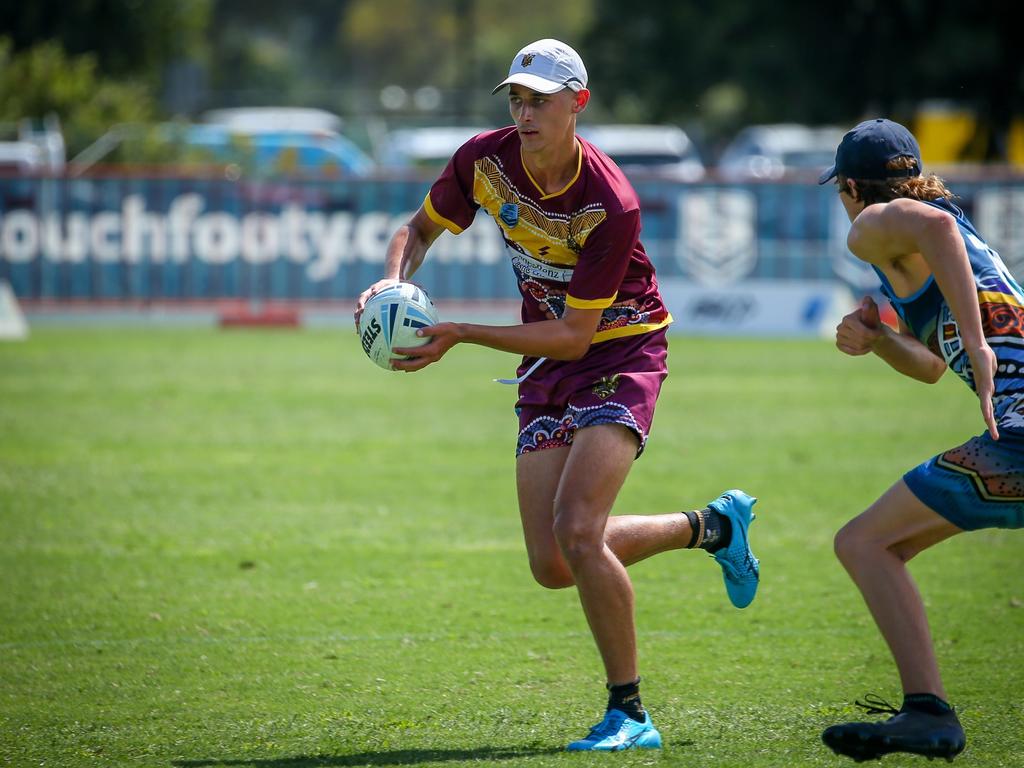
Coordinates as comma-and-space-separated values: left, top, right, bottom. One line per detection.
518, 440, 758, 612
606, 513, 693, 564
834, 481, 962, 697
515, 425, 642, 678
517, 444, 574, 589
823, 480, 966, 761
549, 422, 640, 685
517, 425, 663, 750
518, 454, 706, 590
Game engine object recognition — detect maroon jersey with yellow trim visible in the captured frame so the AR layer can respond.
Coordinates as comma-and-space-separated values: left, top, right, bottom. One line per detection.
423, 126, 671, 343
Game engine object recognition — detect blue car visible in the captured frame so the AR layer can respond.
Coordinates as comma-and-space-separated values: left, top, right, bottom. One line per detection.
179, 123, 374, 178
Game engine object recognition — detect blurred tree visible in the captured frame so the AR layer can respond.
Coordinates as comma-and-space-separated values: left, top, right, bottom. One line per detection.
0, 37, 156, 156
337, 0, 593, 121
3, 0, 1016, 161
584, 0, 1023, 160
0, 0, 211, 84
0, 0, 595, 128
205, 0, 348, 108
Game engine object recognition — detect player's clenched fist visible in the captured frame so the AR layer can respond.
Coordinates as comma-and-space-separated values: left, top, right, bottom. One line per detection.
835, 296, 884, 356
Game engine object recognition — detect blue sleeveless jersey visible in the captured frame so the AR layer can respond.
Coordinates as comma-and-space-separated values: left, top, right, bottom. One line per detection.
871, 198, 1024, 430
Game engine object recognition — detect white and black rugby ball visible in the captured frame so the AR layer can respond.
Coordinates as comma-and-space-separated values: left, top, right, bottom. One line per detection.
358, 282, 439, 369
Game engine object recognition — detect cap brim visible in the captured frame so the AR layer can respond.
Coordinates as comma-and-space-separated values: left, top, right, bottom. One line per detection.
817, 165, 837, 185
491, 73, 567, 96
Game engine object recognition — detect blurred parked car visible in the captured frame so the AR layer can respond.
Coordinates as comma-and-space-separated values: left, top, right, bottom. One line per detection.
577, 124, 705, 181
0, 115, 65, 175
376, 125, 493, 172
180, 123, 374, 178
717, 123, 846, 181
201, 107, 345, 135
0, 142, 45, 174
70, 120, 374, 179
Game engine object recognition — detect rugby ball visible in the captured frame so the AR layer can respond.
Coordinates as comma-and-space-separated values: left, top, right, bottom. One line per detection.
358, 282, 439, 369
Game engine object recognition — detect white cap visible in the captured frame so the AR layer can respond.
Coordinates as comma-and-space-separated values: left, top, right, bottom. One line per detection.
492, 39, 588, 95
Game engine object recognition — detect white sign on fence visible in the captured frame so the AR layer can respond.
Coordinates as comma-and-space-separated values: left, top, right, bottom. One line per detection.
659, 278, 857, 337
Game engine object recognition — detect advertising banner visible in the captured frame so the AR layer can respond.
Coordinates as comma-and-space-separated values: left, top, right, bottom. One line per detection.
1, 175, 1021, 316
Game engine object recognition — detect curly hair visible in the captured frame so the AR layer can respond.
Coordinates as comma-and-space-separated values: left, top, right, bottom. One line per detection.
837, 156, 954, 206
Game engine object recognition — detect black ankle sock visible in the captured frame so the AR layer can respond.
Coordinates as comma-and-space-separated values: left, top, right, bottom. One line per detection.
902, 693, 952, 716
702, 510, 731, 553
685, 508, 732, 553
607, 678, 645, 721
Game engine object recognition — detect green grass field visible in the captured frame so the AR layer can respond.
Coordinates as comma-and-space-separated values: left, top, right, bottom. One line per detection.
1, 328, 1021, 768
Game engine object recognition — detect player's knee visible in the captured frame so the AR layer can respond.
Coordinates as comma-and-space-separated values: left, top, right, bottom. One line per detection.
529, 559, 574, 589
833, 522, 874, 569
551, 509, 603, 566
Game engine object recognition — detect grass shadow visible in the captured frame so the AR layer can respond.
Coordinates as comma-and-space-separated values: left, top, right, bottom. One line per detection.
173, 745, 564, 767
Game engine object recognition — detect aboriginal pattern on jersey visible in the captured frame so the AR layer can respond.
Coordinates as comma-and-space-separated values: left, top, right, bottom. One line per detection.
472, 155, 661, 340
926, 283, 1024, 417
473, 156, 607, 266
880, 201, 1024, 423
516, 277, 658, 339
1002, 392, 1024, 431
516, 401, 644, 456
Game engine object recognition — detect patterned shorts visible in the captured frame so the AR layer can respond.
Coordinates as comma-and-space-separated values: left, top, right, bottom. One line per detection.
514, 329, 668, 458
904, 427, 1024, 531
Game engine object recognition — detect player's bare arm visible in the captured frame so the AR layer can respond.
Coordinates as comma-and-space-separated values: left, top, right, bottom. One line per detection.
392, 305, 603, 371
850, 199, 998, 437
836, 296, 946, 383
353, 207, 443, 327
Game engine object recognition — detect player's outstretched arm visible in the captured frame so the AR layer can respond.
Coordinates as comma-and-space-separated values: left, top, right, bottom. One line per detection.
391, 305, 603, 372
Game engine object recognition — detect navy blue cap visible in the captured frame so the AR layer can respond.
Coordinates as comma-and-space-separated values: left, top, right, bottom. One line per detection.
818, 118, 922, 185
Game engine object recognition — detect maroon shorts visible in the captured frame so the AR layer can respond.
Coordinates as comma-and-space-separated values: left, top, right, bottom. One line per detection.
515, 329, 669, 458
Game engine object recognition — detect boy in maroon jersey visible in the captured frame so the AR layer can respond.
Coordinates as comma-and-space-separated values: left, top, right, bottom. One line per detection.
355, 39, 760, 751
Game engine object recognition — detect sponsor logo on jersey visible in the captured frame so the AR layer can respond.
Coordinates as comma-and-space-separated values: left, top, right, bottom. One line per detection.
507, 246, 574, 283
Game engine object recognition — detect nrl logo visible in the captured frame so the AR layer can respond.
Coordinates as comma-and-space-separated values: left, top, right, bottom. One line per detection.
499, 202, 519, 228
675, 190, 757, 285
521, 53, 535, 67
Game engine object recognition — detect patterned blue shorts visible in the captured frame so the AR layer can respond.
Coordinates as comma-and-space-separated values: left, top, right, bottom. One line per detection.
904, 428, 1024, 531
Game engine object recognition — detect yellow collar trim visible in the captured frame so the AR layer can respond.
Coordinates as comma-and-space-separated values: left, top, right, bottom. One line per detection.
521, 139, 582, 200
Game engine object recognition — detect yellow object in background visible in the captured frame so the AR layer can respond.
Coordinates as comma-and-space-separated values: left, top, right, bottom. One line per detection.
1008, 118, 1024, 167
914, 102, 1024, 166
914, 103, 977, 164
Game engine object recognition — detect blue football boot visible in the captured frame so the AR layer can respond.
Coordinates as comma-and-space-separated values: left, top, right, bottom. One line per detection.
566, 709, 662, 751
707, 489, 759, 608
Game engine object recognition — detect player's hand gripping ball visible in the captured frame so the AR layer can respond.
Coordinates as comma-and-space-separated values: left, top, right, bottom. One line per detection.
358, 282, 439, 369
